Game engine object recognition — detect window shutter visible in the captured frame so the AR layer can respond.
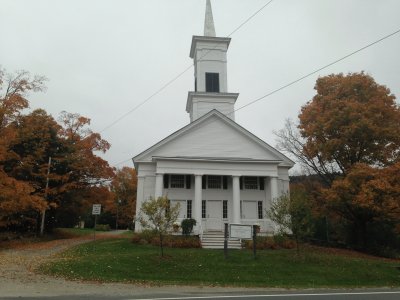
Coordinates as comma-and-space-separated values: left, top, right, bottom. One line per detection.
163, 174, 169, 189
202, 175, 207, 189
240, 177, 243, 190
259, 177, 265, 190
223, 176, 228, 190
186, 175, 191, 189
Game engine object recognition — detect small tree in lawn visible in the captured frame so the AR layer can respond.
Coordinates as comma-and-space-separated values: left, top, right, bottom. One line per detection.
268, 186, 314, 254
137, 196, 180, 257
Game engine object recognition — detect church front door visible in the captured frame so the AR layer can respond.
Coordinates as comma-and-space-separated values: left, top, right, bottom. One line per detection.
206, 200, 222, 231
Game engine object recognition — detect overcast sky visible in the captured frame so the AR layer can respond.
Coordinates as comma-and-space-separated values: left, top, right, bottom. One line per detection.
1, 0, 399, 171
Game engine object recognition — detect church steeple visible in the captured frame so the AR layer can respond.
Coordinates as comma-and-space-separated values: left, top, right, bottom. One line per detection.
187, 0, 239, 122
204, 0, 216, 37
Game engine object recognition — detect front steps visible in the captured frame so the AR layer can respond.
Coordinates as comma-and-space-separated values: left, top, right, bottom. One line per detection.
201, 231, 242, 249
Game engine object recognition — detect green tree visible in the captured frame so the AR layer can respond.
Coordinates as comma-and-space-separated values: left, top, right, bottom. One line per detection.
137, 196, 180, 257
268, 186, 314, 254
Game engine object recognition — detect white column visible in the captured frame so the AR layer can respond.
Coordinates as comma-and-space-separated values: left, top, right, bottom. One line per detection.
155, 173, 164, 198
232, 175, 241, 224
194, 174, 202, 233
264, 177, 270, 210
270, 176, 279, 203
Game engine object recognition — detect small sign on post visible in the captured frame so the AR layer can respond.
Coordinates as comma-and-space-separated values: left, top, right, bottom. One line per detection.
229, 224, 257, 259
92, 204, 101, 240
92, 204, 101, 215
229, 224, 253, 239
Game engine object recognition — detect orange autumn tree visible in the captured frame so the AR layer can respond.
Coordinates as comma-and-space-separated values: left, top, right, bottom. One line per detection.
58, 111, 114, 188
109, 167, 137, 229
276, 72, 400, 253
325, 162, 400, 250
299, 72, 400, 176
0, 68, 114, 231
45, 111, 114, 229
0, 69, 47, 229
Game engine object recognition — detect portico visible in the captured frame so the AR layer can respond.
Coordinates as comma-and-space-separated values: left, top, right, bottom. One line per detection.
134, 154, 289, 234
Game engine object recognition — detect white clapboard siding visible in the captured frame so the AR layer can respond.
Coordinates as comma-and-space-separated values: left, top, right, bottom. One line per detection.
138, 113, 282, 162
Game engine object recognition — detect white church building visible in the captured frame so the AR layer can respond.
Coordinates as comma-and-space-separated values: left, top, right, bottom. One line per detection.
133, 0, 294, 237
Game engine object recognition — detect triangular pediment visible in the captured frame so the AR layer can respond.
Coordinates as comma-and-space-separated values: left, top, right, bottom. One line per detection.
133, 110, 294, 167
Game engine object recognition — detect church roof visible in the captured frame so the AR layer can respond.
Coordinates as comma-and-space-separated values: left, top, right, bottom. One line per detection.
132, 110, 294, 168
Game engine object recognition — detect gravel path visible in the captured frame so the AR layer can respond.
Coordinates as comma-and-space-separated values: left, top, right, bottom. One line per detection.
0, 232, 263, 298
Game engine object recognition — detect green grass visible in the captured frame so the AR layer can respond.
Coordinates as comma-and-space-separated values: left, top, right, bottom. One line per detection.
120, 230, 134, 237
40, 238, 400, 288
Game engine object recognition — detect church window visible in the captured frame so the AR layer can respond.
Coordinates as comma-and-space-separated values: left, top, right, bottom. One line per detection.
257, 201, 263, 219
223, 200, 228, 219
244, 176, 259, 190
205, 72, 219, 92
207, 175, 222, 189
187, 200, 192, 219
170, 175, 185, 188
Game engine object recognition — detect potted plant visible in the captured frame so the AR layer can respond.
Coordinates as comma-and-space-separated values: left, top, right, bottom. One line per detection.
181, 218, 197, 236
173, 221, 180, 232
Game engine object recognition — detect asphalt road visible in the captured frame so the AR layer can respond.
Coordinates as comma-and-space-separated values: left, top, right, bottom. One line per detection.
1, 290, 400, 300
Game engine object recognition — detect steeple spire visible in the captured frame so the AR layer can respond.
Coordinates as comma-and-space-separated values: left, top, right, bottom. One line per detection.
204, 0, 216, 37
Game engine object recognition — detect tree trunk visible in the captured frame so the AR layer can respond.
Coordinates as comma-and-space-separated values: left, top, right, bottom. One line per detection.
159, 233, 164, 257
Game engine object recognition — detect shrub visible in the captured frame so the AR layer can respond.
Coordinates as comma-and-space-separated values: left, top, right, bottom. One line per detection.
95, 224, 111, 231
243, 235, 296, 250
131, 232, 201, 248
181, 218, 196, 235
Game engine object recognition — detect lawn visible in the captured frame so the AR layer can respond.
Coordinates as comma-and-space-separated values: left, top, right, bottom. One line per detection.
40, 238, 400, 288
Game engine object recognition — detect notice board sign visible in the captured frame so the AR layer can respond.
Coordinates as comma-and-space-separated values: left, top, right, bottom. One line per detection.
92, 204, 101, 215
230, 224, 252, 239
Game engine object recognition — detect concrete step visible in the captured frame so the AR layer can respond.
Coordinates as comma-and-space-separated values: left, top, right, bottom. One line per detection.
202, 242, 241, 250
201, 231, 242, 249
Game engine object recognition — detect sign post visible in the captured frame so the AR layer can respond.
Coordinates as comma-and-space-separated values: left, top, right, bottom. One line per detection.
252, 225, 257, 259
229, 224, 254, 259
224, 223, 228, 259
92, 204, 101, 240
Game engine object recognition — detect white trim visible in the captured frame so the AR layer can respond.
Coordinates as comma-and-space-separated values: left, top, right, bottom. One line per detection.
189, 35, 231, 58
133, 110, 294, 168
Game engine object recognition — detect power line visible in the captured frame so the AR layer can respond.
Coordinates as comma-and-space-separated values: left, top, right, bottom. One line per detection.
234, 28, 400, 114
98, 1, 274, 134
111, 27, 400, 168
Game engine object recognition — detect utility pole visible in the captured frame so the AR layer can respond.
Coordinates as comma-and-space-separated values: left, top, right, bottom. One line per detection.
40, 156, 51, 236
